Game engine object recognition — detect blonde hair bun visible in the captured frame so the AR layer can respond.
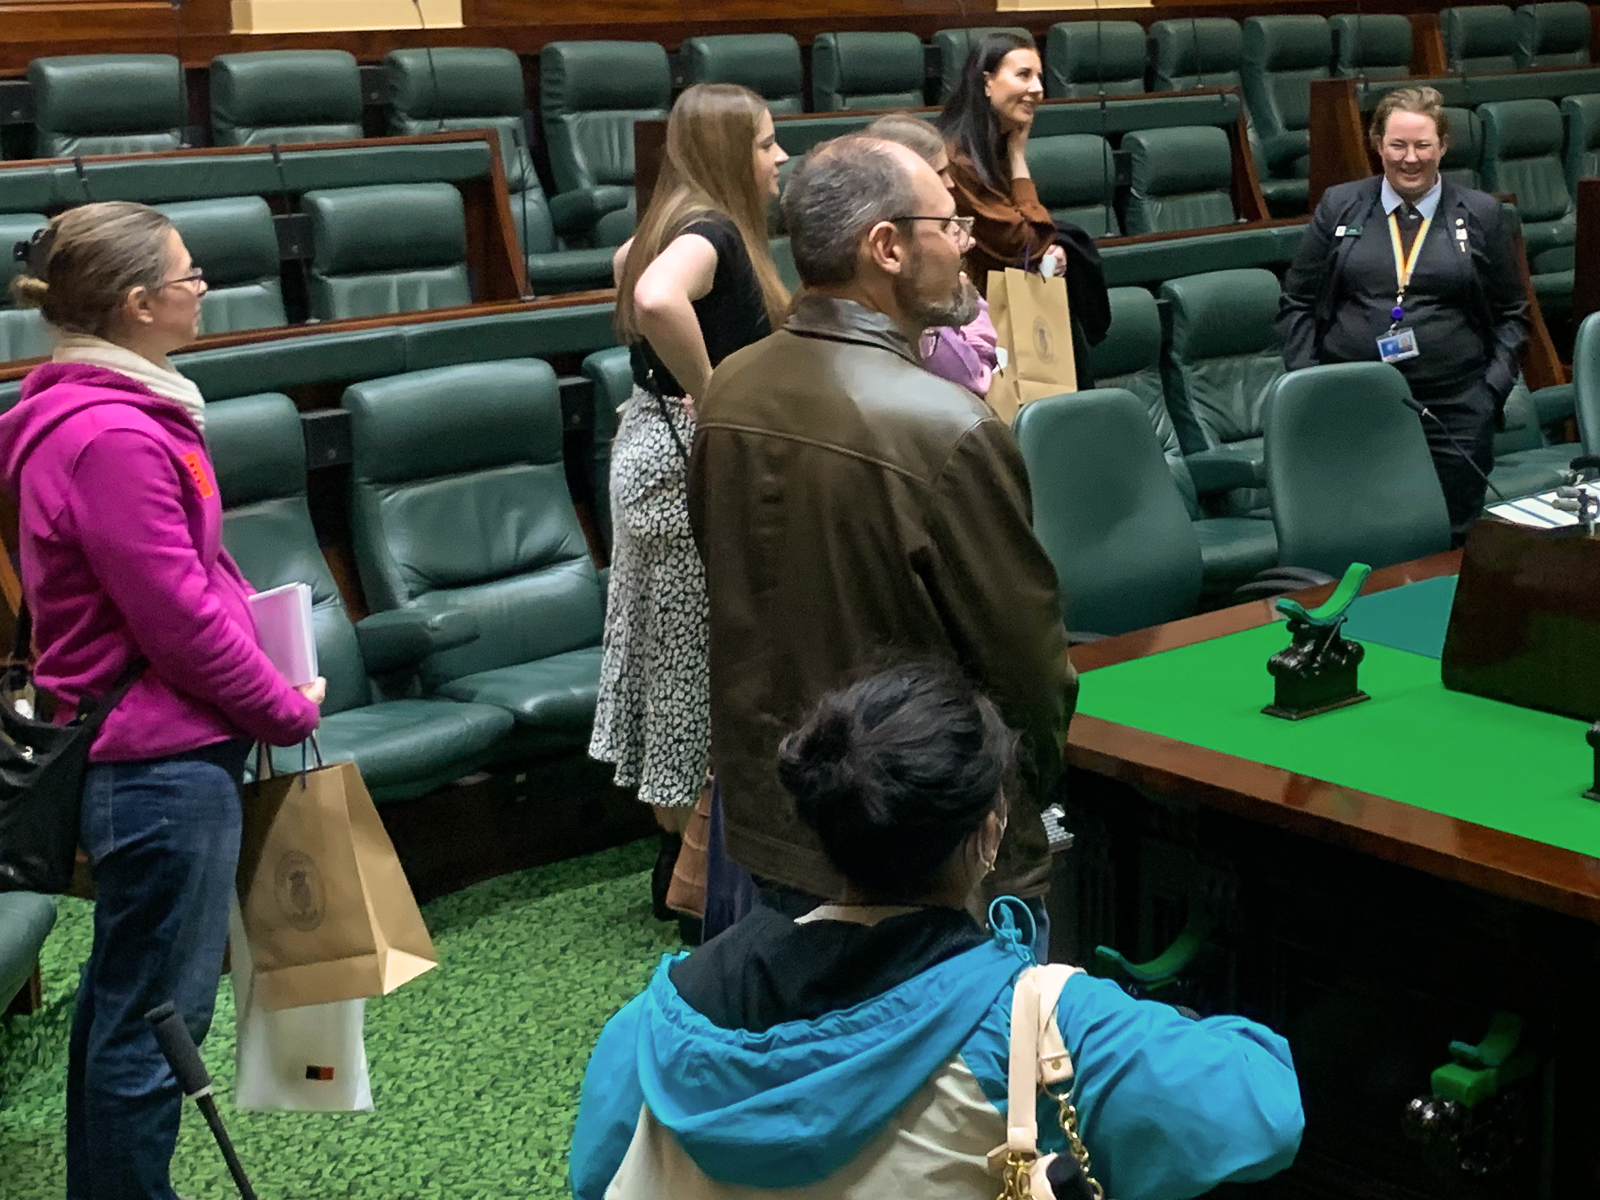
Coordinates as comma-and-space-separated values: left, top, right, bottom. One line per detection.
9, 275, 48, 309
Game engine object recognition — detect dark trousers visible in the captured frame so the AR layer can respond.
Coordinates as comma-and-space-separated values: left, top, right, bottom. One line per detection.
1415, 380, 1496, 547
67, 756, 243, 1200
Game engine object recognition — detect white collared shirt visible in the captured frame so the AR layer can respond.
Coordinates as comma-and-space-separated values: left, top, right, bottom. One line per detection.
1380, 176, 1443, 221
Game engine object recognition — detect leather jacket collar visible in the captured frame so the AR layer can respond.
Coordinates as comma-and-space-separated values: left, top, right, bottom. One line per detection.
784, 293, 921, 368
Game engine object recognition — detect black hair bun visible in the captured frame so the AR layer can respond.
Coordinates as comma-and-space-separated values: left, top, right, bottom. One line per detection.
776, 703, 859, 827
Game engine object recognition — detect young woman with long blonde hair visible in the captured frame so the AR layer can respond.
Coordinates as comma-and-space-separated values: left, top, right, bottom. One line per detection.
589, 83, 789, 929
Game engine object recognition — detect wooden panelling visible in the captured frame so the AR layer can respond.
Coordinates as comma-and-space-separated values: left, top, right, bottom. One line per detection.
0, 0, 1578, 72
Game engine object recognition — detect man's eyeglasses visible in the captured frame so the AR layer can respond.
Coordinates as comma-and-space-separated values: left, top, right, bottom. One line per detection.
892, 214, 976, 242
155, 267, 204, 292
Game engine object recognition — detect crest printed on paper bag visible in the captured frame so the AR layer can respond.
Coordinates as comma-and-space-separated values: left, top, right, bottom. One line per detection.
275, 850, 326, 932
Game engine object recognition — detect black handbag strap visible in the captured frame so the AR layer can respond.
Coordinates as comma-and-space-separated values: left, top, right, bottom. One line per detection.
7, 597, 145, 727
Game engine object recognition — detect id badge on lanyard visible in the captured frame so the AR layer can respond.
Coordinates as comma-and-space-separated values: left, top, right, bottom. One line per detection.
1379, 210, 1430, 364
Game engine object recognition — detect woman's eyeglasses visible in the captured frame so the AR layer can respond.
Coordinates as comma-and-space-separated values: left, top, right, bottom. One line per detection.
154, 267, 205, 292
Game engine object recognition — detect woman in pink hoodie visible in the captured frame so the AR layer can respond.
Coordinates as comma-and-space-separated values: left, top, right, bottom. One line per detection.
0, 202, 324, 1200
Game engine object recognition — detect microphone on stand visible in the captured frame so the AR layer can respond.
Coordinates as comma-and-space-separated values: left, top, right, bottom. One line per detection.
146, 1002, 261, 1200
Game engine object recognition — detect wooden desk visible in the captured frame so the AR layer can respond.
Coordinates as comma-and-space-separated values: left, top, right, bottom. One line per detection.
1057, 552, 1600, 1198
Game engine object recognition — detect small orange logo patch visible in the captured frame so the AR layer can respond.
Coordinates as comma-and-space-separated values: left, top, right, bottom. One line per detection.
180, 451, 216, 499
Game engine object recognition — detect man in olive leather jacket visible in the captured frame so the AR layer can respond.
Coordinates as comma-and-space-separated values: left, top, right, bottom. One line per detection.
689, 136, 1075, 909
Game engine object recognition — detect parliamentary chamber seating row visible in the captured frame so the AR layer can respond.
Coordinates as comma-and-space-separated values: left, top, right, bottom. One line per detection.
2, 15, 1600, 1009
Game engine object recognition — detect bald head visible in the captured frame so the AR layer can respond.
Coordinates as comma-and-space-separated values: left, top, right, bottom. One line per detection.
782, 135, 934, 287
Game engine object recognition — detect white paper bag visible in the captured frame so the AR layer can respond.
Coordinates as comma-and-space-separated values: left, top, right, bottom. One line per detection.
230, 900, 374, 1112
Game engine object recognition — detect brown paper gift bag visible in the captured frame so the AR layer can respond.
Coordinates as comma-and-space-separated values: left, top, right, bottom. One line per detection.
985, 266, 1078, 425
237, 750, 437, 1011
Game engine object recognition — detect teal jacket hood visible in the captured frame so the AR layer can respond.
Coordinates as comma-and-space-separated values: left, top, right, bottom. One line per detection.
633, 938, 1022, 1189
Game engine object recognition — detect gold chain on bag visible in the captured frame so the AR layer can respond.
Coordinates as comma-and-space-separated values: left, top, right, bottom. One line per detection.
997, 1150, 1035, 1200
1049, 1086, 1106, 1200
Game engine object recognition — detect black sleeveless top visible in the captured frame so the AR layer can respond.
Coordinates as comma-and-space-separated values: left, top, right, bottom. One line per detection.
630, 212, 772, 398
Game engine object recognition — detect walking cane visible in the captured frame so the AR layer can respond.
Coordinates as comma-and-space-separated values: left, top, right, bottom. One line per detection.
146, 1001, 261, 1200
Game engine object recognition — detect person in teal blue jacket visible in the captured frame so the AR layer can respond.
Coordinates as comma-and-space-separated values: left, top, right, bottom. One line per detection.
571, 663, 1304, 1199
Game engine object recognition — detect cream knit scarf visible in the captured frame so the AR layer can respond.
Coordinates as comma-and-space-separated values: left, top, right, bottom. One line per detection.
52, 333, 207, 431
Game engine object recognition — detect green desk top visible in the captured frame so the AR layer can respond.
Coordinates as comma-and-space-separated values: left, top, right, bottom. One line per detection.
1078, 600, 1600, 859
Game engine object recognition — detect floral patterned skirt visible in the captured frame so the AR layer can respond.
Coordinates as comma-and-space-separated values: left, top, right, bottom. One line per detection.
587, 387, 709, 808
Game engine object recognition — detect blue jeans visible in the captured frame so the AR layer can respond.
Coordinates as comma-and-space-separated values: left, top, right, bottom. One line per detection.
66, 754, 244, 1200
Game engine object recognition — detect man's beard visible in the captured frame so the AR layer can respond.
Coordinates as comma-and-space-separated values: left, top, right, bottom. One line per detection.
898, 258, 979, 331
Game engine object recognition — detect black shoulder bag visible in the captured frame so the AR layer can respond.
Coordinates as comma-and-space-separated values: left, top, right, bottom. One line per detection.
0, 603, 144, 893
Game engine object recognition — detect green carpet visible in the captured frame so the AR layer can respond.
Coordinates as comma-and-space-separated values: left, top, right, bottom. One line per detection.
1079, 623, 1600, 856
0, 839, 677, 1199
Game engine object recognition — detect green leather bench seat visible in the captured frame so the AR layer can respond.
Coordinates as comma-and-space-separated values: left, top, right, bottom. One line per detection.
581, 345, 632, 553
1264, 363, 1451, 574
1480, 98, 1576, 270
0, 891, 55, 1013
30, 54, 184, 157
433, 649, 602, 748
1578, 314, 1600, 451
386, 46, 616, 293
1150, 18, 1244, 92
383, 47, 618, 294
302, 183, 473, 320
290, 698, 515, 797
933, 28, 1030, 102
811, 32, 928, 111
1029, 135, 1119, 236
174, 303, 620, 402
154, 197, 287, 335
1330, 13, 1413, 79
1516, 2, 1591, 68
1440, 106, 1485, 188
1243, 15, 1331, 214
1193, 516, 1280, 588
210, 51, 364, 147
179, 328, 406, 401
1100, 222, 1304, 288
1015, 388, 1205, 637
1442, 5, 1520, 73
1045, 21, 1148, 99
1032, 91, 1243, 137
540, 41, 671, 249
386, 47, 532, 189
208, 391, 515, 802
1091, 285, 1279, 589
0, 169, 59, 216
0, 212, 51, 365
685, 34, 806, 115
1124, 126, 1239, 234
1352, 68, 1600, 110
1489, 381, 1579, 497
1561, 94, 1600, 197
1163, 268, 1287, 517
770, 92, 1244, 158
0, 310, 49, 364
45, 142, 492, 209
345, 360, 605, 752
399, 303, 617, 371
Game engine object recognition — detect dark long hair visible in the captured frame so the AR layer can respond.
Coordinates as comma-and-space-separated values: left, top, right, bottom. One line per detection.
936, 31, 1039, 196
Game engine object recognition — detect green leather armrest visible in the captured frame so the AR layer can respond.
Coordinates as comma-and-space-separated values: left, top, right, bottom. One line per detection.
355, 607, 480, 674
1186, 447, 1268, 495
1531, 383, 1576, 429
0, 891, 56, 1013
548, 186, 633, 238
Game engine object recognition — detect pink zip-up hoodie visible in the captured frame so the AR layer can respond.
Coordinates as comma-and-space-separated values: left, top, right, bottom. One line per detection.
0, 363, 319, 760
